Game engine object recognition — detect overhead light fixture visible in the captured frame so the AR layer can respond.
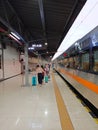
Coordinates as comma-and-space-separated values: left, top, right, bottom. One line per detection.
28, 47, 34, 50
45, 42, 48, 45
9, 34, 17, 40
38, 44, 42, 47
0, 27, 22, 45
10, 32, 20, 40
32, 44, 42, 47
9, 34, 22, 45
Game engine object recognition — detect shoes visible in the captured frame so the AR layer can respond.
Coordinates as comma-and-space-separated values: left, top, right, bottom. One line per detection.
38, 84, 42, 87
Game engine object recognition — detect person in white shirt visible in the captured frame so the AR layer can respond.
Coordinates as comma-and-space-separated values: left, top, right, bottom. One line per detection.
36, 65, 44, 86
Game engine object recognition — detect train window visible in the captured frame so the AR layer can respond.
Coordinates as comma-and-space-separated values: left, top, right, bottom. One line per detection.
81, 52, 89, 71
91, 34, 98, 46
81, 37, 91, 50
74, 56, 80, 69
68, 57, 73, 68
93, 50, 98, 72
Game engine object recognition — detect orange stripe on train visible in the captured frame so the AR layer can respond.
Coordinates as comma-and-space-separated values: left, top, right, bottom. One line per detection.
60, 69, 98, 94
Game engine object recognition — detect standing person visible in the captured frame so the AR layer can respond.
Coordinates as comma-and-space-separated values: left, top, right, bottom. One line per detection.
44, 64, 49, 83
45, 64, 49, 76
36, 65, 44, 86
41, 65, 45, 84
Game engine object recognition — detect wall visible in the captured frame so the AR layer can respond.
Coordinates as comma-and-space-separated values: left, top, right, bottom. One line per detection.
4, 45, 21, 78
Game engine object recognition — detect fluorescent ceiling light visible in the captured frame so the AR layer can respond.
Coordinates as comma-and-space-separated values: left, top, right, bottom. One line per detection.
52, 0, 98, 61
28, 47, 34, 50
11, 32, 20, 40
9, 34, 22, 45
32, 44, 42, 47
9, 34, 19, 41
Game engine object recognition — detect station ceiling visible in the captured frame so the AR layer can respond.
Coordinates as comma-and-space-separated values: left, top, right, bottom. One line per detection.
0, 0, 86, 59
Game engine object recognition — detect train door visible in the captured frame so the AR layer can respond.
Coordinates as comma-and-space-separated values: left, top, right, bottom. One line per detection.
0, 47, 4, 80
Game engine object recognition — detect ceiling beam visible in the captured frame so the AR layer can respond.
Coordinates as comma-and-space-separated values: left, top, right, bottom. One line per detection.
38, 0, 46, 39
7, 0, 23, 34
7, 0, 32, 41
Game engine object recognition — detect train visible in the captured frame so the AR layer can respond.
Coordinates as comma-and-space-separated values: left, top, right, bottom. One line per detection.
55, 26, 98, 116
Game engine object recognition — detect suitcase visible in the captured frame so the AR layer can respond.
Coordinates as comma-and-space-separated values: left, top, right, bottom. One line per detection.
45, 76, 48, 83
32, 76, 37, 86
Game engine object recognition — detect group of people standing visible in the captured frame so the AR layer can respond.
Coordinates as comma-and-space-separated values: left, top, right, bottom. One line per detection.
36, 64, 50, 86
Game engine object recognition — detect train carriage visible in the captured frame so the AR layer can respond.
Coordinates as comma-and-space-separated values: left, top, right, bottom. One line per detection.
55, 26, 98, 116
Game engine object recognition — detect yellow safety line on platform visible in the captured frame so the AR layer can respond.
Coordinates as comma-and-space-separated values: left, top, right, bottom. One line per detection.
94, 118, 98, 124
52, 72, 74, 130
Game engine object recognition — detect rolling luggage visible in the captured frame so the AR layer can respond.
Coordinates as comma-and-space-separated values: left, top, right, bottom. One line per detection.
45, 75, 48, 83
32, 76, 37, 86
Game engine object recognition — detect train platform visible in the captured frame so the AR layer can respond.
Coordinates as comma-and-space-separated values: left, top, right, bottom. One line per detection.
0, 70, 98, 130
